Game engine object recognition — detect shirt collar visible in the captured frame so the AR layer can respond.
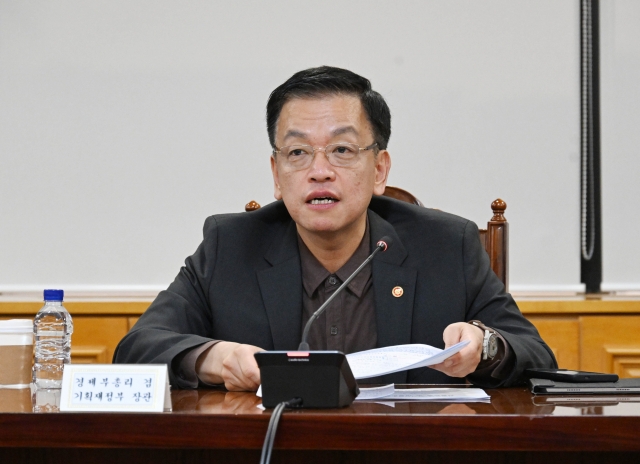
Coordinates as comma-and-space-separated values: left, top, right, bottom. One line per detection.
298, 220, 372, 299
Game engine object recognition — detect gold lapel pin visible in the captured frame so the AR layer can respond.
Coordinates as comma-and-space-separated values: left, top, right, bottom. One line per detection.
392, 286, 404, 298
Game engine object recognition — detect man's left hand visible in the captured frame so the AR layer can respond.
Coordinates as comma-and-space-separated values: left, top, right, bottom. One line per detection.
429, 322, 484, 378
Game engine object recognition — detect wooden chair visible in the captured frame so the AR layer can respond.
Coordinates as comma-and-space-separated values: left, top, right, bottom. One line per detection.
380, 186, 424, 207
245, 186, 509, 290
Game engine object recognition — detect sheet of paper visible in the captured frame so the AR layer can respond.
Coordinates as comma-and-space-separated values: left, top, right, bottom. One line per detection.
355, 383, 395, 400
373, 401, 396, 407
356, 385, 489, 402
346, 340, 470, 379
382, 388, 490, 402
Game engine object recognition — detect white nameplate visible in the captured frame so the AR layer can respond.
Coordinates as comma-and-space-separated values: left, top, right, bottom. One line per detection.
60, 364, 172, 412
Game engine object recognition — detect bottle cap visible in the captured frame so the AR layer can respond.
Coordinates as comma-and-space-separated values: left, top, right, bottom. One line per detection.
43, 289, 64, 301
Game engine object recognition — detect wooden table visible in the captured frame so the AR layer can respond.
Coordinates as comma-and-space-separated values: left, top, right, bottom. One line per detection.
1, 386, 639, 464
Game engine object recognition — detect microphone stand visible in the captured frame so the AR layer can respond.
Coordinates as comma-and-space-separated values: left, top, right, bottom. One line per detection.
254, 237, 390, 409
298, 239, 388, 351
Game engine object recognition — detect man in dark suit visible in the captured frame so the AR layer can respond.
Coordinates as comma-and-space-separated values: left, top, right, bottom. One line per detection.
114, 66, 556, 390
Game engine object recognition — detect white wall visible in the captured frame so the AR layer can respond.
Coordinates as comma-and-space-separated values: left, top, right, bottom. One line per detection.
600, 0, 640, 291
0, 1, 584, 295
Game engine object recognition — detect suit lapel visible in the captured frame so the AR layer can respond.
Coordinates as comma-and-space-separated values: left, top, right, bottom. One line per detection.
257, 221, 303, 350
369, 210, 417, 384
369, 210, 417, 348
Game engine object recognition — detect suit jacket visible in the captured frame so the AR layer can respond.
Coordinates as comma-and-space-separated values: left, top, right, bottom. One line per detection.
113, 196, 556, 388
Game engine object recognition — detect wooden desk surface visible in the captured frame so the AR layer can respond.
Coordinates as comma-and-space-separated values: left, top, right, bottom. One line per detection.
1, 386, 639, 450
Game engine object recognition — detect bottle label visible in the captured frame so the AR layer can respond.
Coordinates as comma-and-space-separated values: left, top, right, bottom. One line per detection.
36, 330, 65, 336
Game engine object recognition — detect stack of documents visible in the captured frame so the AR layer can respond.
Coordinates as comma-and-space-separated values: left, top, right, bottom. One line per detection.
356, 384, 490, 402
346, 340, 470, 379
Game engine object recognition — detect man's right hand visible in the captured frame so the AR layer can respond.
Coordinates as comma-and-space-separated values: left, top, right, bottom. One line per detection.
195, 341, 263, 391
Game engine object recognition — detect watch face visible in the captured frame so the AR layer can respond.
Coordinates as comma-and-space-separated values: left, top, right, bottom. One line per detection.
488, 335, 499, 359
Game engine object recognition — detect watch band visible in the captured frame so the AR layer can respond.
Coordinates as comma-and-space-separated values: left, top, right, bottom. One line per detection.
468, 320, 494, 333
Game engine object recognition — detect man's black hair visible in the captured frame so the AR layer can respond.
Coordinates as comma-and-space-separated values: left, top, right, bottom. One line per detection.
266, 66, 391, 150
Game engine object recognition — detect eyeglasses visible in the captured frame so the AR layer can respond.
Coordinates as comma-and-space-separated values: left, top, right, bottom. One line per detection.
273, 142, 378, 171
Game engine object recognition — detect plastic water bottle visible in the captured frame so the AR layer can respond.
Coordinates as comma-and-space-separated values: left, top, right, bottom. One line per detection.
33, 289, 73, 388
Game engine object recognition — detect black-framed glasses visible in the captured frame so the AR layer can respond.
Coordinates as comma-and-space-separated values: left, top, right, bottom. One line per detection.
273, 142, 378, 171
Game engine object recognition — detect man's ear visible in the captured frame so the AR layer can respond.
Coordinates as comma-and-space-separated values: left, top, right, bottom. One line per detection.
372, 150, 391, 196
270, 155, 283, 200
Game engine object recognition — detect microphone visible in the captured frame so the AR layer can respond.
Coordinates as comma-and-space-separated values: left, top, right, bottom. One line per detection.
254, 236, 392, 409
298, 236, 392, 351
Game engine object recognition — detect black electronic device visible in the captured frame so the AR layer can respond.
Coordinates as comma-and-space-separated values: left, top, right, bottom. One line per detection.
528, 377, 640, 395
255, 236, 391, 409
255, 351, 358, 408
525, 368, 619, 383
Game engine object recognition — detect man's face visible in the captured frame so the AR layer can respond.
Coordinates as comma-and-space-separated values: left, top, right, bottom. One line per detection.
270, 94, 391, 242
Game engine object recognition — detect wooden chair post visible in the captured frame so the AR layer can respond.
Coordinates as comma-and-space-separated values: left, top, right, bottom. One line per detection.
485, 199, 509, 291
245, 200, 261, 212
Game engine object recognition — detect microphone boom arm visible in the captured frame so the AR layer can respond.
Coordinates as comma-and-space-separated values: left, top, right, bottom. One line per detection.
298, 239, 388, 351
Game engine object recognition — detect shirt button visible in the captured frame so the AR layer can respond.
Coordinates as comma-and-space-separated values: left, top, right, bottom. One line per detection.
330, 326, 338, 335
328, 275, 337, 285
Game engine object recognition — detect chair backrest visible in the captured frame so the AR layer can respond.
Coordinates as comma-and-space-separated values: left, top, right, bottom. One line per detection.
245, 187, 509, 290
381, 186, 424, 207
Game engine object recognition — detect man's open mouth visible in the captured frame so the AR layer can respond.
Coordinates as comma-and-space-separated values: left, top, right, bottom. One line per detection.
309, 197, 338, 205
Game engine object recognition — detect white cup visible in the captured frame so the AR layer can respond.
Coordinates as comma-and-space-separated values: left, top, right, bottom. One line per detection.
0, 319, 34, 389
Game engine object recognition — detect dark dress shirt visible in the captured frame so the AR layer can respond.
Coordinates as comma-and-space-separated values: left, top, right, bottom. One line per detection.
299, 223, 377, 353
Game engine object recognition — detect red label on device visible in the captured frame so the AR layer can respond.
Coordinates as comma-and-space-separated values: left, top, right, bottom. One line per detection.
287, 352, 310, 357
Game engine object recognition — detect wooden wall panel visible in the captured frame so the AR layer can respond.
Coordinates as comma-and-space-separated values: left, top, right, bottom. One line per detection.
127, 317, 140, 331
525, 317, 580, 369
70, 317, 129, 365
3, 299, 640, 370
71, 346, 109, 364
605, 348, 640, 378
580, 316, 640, 377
